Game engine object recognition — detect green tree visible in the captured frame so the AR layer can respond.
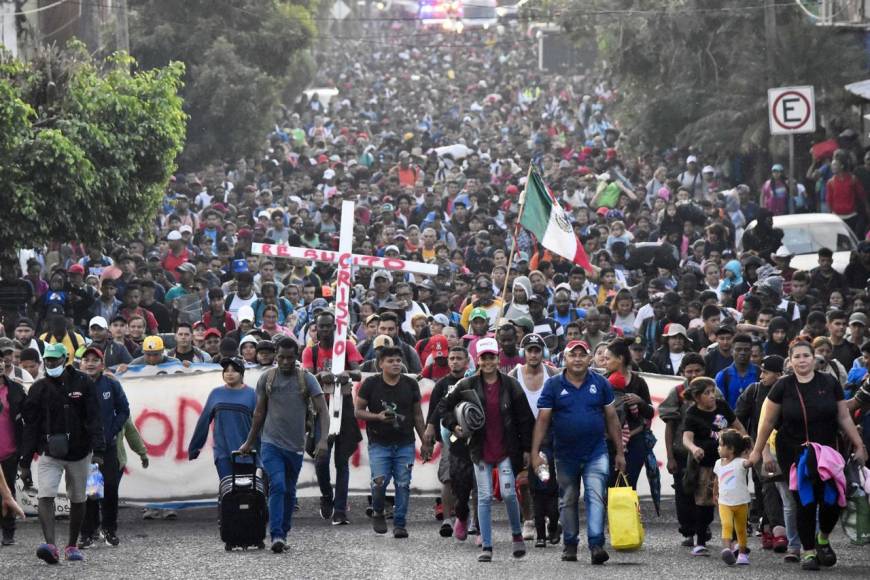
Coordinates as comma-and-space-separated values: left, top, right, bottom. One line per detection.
562, 1, 865, 157
129, 0, 318, 167
0, 43, 186, 259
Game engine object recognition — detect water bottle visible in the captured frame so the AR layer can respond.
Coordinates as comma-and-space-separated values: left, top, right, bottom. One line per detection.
86, 463, 104, 499
535, 452, 550, 483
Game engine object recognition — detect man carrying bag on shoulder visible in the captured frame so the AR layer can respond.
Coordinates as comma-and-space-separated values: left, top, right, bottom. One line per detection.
19, 343, 105, 565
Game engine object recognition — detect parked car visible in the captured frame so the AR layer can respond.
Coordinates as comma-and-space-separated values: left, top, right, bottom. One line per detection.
739, 213, 858, 273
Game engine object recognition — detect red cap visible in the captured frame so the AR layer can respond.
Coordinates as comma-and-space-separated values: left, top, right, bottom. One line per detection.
564, 340, 590, 354
82, 346, 104, 360
596, 207, 609, 216
192, 321, 206, 329
237, 228, 252, 239
317, 154, 329, 164
203, 328, 222, 339
505, 184, 519, 196
577, 166, 592, 176
68, 264, 85, 275
430, 335, 448, 356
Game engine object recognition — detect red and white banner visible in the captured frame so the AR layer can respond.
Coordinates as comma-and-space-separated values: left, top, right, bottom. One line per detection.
18, 367, 685, 508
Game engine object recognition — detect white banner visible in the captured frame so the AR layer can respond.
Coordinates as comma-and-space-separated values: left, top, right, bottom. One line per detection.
18, 364, 685, 509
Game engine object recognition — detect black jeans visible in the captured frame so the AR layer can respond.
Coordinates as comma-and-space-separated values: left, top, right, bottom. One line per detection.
83, 444, 122, 536
794, 483, 841, 551
449, 448, 474, 523
672, 457, 695, 538
530, 452, 559, 539
1, 455, 18, 536
314, 439, 351, 514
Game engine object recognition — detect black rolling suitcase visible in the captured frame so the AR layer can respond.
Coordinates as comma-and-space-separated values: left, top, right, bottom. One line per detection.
219, 451, 267, 551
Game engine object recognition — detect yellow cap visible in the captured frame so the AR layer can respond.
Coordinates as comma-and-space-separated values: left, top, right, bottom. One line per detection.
142, 336, 165, 352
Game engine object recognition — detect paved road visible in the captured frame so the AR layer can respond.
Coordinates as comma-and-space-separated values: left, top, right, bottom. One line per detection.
1, 499, 868, 579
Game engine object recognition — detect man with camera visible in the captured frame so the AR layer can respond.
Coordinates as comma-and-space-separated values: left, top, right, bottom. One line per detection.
355, 346, 432, 539
301, 310, 363, 525
19, 343, 105, 564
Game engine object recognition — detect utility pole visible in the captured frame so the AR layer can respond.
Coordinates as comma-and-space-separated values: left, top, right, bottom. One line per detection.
115, 0, 129, 54
78, 0, 100, 54
763, 0, 776, 85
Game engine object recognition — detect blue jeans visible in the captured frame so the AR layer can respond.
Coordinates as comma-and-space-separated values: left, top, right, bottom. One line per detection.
369, 443, 415, 529
315, 438, 350, 513
474, 457, 522, 549
775, 481, 801, 551
261, 442, 304, 541
556, 453, 609, 548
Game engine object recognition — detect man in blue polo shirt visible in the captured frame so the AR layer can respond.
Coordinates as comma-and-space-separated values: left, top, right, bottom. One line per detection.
531, 339, 625, 565
714, 333, 758, 409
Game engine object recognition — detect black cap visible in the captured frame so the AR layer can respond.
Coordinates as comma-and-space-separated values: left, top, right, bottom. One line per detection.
219, 357, 246, 373
520, 333, 545, 350
256, 340, 276, 352
219, 337, 240, 357
760, 355, 784, 374
715, 323, 736, 336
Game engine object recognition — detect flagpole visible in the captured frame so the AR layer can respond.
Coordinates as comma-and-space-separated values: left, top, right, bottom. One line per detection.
501, 162, 533, 301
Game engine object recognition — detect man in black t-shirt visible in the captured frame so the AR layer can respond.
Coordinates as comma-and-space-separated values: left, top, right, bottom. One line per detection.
355, 346, 431, 539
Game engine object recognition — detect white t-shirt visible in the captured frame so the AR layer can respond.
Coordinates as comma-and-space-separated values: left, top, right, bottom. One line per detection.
669, 352, 685, 373
514, 364, 545, 419
714, 458, 752, 506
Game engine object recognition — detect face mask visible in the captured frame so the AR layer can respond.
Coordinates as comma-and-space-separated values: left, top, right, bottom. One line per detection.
45, 364, 64, 378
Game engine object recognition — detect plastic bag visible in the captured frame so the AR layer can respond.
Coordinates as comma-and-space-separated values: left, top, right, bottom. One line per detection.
86, 463, 104, 499
608, 473, 644, 551
842, 460, 870, 545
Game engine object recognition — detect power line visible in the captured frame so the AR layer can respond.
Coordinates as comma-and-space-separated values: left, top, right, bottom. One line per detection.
24, 0, 804, 22
9, 0, 69, 16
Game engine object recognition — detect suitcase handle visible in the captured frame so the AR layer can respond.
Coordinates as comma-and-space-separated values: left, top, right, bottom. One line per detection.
231, 450, 257, 489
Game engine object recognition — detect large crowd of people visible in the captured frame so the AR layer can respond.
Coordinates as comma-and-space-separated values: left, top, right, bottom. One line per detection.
0, 20, 869, 571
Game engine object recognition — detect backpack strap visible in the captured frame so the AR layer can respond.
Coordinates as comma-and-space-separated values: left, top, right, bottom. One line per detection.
69, 332, 80, 355
264, 367, 278, 396
792, 377, 811, 445
297, 364, 309, 401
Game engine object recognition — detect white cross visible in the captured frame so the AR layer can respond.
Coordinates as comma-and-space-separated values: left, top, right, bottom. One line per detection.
252, 200, 436, 435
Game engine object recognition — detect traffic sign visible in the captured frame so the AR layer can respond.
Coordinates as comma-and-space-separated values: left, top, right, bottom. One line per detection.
768, 86, 816, 135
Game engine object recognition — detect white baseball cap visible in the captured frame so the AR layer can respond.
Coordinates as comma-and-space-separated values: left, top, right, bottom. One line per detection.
237, 306, 255, 323
476, 337, 499, 359
88, 316, 108, 329
167, 230, 183, 241
686, 155, 698, 164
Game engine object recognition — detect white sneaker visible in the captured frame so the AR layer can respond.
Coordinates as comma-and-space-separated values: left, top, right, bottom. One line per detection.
142, 508, 160, 520
522, 520, 535, 541
162, 510, 178, 520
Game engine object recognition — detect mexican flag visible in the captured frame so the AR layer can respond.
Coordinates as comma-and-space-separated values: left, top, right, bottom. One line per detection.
520, 170, 594, 272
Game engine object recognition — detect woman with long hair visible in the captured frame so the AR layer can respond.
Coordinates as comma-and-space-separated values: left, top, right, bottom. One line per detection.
604, 339, 654, 488
747, 340, 867, 570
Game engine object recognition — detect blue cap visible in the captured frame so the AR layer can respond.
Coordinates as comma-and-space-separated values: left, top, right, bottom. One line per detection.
771, 163, 784, 172
231, 259, 249, 273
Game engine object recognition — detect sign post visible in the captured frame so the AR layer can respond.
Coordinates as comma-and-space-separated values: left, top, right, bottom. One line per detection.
251, 203, 436, 434
768, 86, 816, 213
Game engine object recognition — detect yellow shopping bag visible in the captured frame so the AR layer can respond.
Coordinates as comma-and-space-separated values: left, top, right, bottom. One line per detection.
607, 473, 644, 551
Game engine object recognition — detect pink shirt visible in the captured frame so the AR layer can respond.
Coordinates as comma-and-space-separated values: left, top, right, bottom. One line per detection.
0, 384, 16, 461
